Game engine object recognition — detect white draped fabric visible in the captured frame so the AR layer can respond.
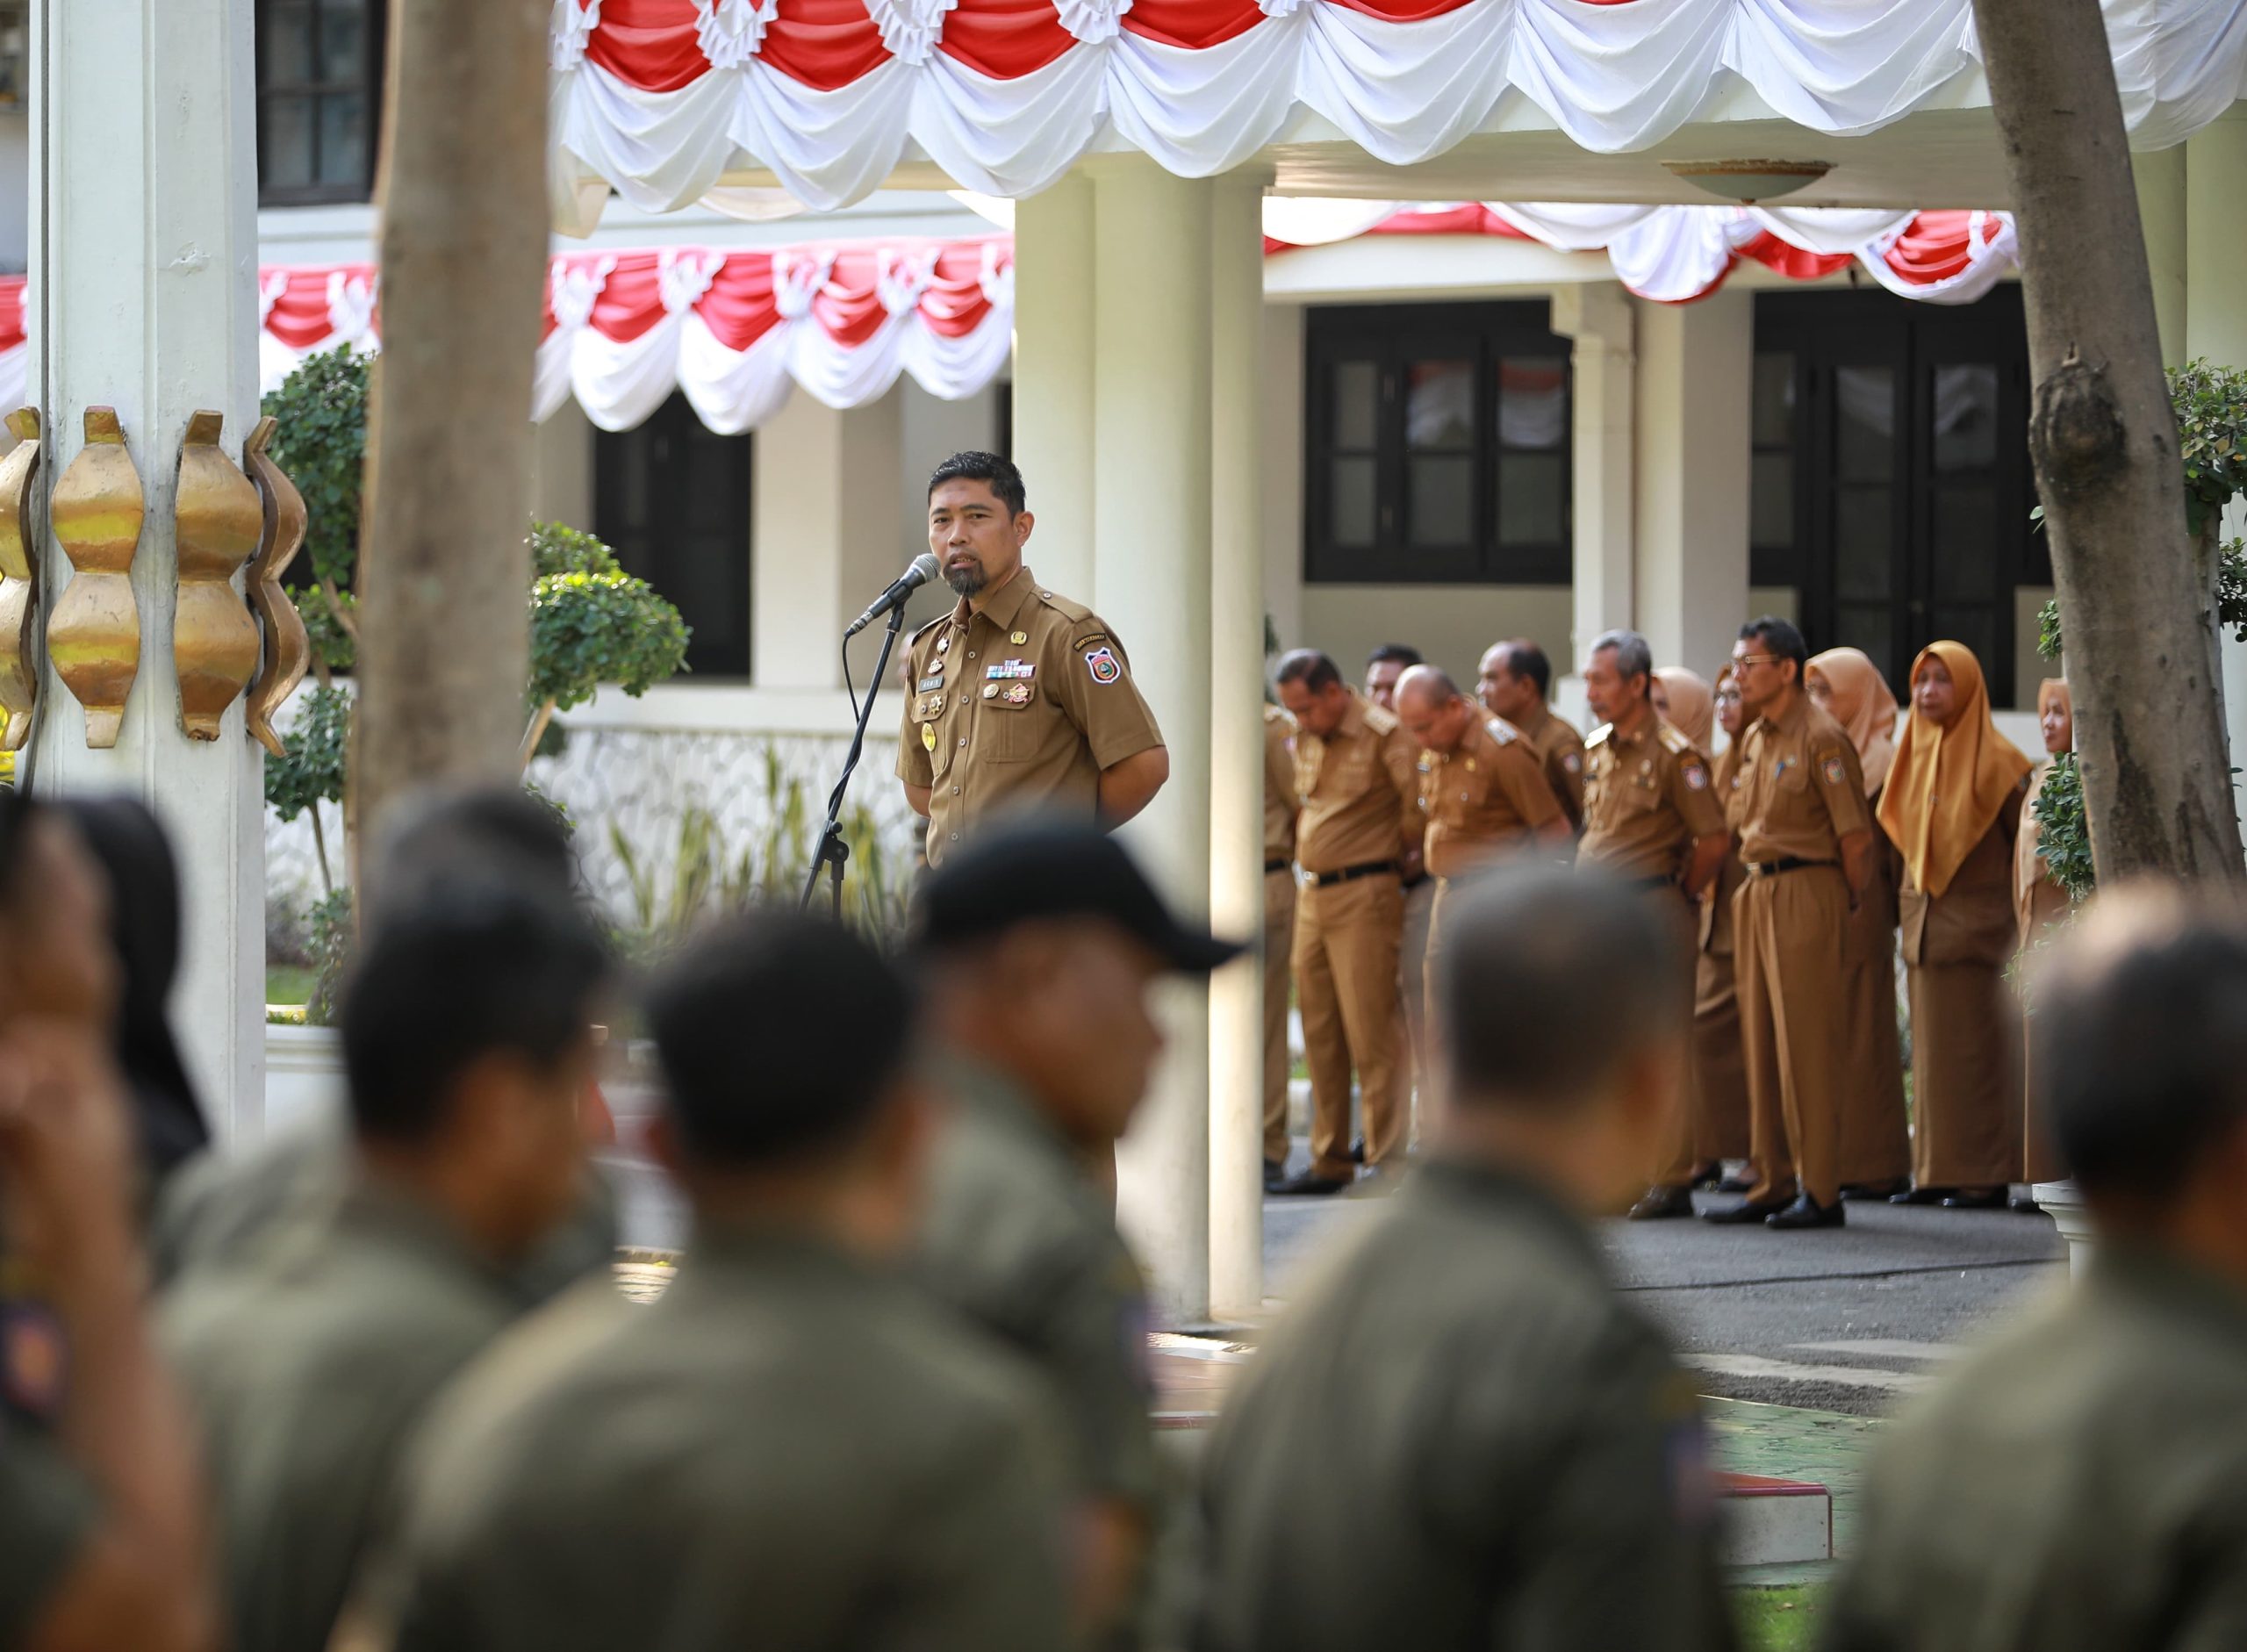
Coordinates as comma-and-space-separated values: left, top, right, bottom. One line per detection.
548, 0, 2247, 222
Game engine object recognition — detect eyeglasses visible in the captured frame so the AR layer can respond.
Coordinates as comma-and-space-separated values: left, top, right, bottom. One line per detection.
1732, 654, 1784, 671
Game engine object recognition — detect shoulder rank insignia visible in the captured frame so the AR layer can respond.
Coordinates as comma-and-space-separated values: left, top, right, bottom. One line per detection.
1658, 722, 1693, 756
1485, 717, 1518, 745
1586, 725, 1612, 749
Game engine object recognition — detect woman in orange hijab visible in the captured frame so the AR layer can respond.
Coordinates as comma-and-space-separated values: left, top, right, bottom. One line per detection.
1804, 648, 1912, 1198
2014, 679, 2075, 1197
1876, 641, 2035, 1207
1652, 667, 1714, 753
1678, 665, 1753, 1189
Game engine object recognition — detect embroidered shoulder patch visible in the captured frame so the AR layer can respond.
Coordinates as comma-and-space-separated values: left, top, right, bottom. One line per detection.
1684, 762, 1708, 790
1561, 750, 1583, 774
1085, 645, 1122, 685
1821, 754, 1848, 787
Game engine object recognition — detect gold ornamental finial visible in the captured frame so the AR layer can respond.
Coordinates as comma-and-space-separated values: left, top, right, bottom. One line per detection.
48, 406, 145, 748
0, 409, 43, 753
173, 411, 264, 740
242, 417, 312, 757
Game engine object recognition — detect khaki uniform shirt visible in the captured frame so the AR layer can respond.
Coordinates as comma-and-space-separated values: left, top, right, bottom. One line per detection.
352, 1230, 1075, 1652
1198, 1160, 1735, 1652
1579, 715, 1727, 882
160, 1181, 524, 1652
1733, 693, 1871, 866
1830, 1248, 2247, 1652
894, 565, 1164, 866
1418, 715, 1565, 880
1516, 704, 1589, 830
1293, 693, 1424, 876
1899, 784, 2027, 969
1262, 706, 1297, 866
917, 1061, 1159, 1516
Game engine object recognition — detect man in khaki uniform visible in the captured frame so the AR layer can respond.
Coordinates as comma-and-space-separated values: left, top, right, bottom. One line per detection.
912, 823, 1243, 1649
896, 451, 1168, 866
163, 866, 610, 1652
1365, 646, 1433, 1162
1479, 637, 1587, 831
341, 913, 1077, 1652
1705, 616, 1872, 1232
1262, 704, 1300, 1189
1829, 888, 2247, 1652
1274, 650, 1423, 1196
1198, 869, 1736, 1652
1393, 664, 1570, 982
1576, 629, 1732, 1221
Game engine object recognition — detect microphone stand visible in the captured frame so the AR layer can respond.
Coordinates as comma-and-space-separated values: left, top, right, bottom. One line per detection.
801, 599, 910, 917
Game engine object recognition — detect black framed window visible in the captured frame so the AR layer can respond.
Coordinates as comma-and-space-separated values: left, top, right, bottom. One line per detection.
595, 393, 753, 680
1305, 302, 1571, 585
1751, 285, 2041, 707
256, 0, 384, 205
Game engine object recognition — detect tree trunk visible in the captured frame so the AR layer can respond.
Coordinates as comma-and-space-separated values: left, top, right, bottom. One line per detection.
1974, 0, 2243, 883
351, 0, 548, 887
518, 695, 556, 772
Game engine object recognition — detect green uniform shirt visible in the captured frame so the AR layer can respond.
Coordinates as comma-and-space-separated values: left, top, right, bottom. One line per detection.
1830, 1247, 2247, 1652
1196, 1160, 1735, 1652
0, 1418, 99, 1647
352, 1225, 1076, 1652
916, 1059, 1160, 1513
159, 1178, 523, 1652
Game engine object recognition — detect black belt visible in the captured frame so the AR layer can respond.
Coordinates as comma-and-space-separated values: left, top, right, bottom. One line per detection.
1307, 860, 1399, 888
1745, 857, 1836, 878
1264, 858, 1290, 875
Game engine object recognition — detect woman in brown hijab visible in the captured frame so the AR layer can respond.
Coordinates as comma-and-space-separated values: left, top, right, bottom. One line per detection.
1680, 666, 1753, 1186
1877, 642, 2035, 1206
2014, 679, 2075, 1198
1804, 647, 1912, 1197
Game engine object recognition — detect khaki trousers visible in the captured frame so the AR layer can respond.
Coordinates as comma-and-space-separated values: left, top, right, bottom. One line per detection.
1396, 874, 1434, 1138
1735, 866, 1852, 1208
1691, 951, 1753, 1165
1908, 962, 2023, 1189
1638, 887, 1705, 1189
1836, 862, 1911, 1186
1295, 873, 1406, 1178
1261, 867, 1297, 1166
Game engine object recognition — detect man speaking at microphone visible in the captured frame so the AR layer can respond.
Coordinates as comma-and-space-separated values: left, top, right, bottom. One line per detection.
895, 451, 1169, 866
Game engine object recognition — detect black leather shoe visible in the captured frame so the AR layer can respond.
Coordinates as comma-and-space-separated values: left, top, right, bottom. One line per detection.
1714, 1173, 1758, 1195
1941, 1187, 2008, 1210
1687, 1162, 1725, 1191
1767, 1194, 1846, 1230
1263, 1160, 1287, 1196
1274, 1171, 1353, 1197
1628, 1186, 1695, 1221
1703, 1196, 1791, 1225
1346, 1138, 1366, 1165
1841, 1179, 1908, 1203
1889, 1186, 1949, 1205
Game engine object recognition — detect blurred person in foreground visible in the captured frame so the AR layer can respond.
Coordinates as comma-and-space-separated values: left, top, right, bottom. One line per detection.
1828, 884, 2247, 1652
913, 820, 1244, 1648
160, 866, 610, 1652
339, 912, 1075, 1652
1197, 865, 1735, 1652
0, 791, 213, 1652
150, 788, 618, 1299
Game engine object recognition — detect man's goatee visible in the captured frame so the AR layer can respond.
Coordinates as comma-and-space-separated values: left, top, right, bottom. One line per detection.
945, 566, 987, 597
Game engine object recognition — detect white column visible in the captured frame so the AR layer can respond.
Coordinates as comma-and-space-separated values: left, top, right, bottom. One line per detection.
751, 396, 906, 688
2185, 119, 2247, 795
26, 0, 265, 1137
1633, 289, 1753, 679
1550, 283, 1636, 686
1092, 158, 1214, 1325
1207, 174, 1265, 1323
1012, 172, 1097, 599
2135, 146, 2187, 369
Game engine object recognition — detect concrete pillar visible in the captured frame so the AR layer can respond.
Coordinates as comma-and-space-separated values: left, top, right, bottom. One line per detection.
1091, 158, 1214, 1325
25, 0, 266, 1136
2185, 117, 2247, 802
1012, 173, 1096, 598
2135, 146, 2187, 369
1207, 174, 1265, 1323
1551, 283, 1636, 690
1633, 290, 1753, 681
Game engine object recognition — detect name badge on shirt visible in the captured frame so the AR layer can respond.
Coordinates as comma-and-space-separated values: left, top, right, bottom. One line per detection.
987, 660, 1036, 680
916, 675, 944, 692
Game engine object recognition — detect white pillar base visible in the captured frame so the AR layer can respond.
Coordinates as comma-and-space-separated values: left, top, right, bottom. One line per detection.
2033, 1182, 2094, 1278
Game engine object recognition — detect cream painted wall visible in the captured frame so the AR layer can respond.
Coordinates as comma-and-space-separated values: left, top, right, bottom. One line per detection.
1260, 305, 1306, 650
529, 399, 595, 529
1294, 585, 1574, 693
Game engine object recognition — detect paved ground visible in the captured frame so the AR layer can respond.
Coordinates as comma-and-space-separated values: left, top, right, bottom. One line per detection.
1265, 1182, 2067, 1418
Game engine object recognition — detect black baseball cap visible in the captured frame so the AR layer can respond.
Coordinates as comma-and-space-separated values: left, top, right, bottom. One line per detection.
911, 819, 1246, 974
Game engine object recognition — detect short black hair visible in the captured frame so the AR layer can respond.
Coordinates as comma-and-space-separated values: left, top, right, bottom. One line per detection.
1437, 865, 1689, 1109
1493, 639, 1552, 699
341, 874, 610, 1145
928, 450, 1026, 517
1274, 649, 1342, 693
365, 786, 578, 921
1367, 643, 1423, 671
2036, 888, 2247, 1203
645, 911, 915, 1167
1738, 615, 1808, 672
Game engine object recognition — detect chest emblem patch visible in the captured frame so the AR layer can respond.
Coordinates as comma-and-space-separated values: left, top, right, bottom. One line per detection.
1821, 754, 1848, 787
1003, 681, 1033, 705
1773, 755, 1797, 779
1085, 645, 1122, 685
922, 723, 937, 751
1010, 629, 1029, 645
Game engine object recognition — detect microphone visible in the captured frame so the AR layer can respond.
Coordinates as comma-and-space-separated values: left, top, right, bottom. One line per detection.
844, 553, 943, 638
